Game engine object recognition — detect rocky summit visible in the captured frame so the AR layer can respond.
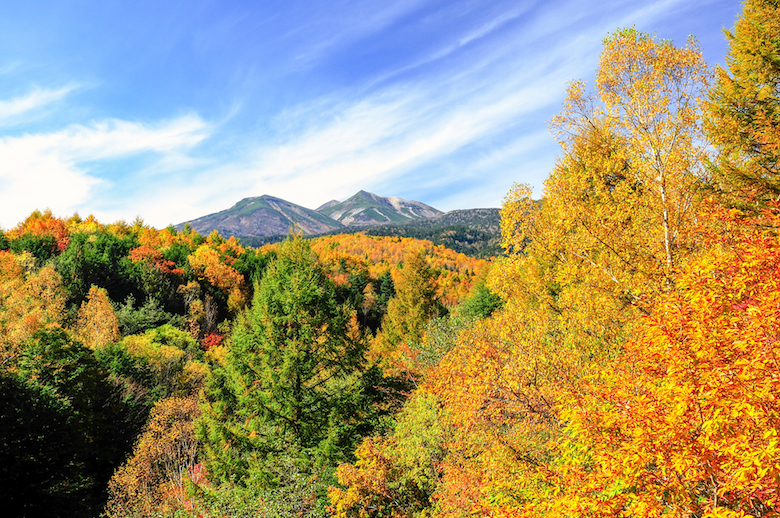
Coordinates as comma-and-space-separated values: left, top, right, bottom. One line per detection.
179, 195, 344, 238
315, 190, 442, 226
180, 191, 445, 239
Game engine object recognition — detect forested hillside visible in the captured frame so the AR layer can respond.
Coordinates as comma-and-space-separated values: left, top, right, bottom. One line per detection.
0, 209, 487, 517
329, 7, 780, 517
356, 208, 502, 258
242, 208, 502, 259
2, 1, 779, 517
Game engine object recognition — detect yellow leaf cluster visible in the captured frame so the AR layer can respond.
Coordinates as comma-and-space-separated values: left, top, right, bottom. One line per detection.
74, 285, 120, 349
0, 261, 66, 362
106, 396, 201, 518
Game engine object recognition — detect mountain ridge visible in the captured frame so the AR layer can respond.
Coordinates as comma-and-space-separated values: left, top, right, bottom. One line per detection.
179, 191, 444, 239
178, 192, 501, 257
179, 195, 344, 238
317, 190, 443, 226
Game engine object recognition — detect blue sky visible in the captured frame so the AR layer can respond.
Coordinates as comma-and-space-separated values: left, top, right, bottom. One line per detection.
0, 0, 741, 228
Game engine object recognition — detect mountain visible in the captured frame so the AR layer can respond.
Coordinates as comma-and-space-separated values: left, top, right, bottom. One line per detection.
179, 195, 344, 238
177, 192, 504, 257
316, 190, 443, 226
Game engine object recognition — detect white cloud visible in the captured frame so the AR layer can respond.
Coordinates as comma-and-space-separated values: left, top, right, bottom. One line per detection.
0, 0, 731, 229
0, 85, 78, 121
0, 114, 209, 228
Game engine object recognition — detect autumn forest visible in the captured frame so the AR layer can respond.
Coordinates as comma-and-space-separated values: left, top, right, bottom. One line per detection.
3, 1, 780, 517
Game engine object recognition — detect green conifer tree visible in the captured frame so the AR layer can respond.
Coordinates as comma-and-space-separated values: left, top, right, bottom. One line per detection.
373, 250, 446, 360
706, 0, 780, 210
198, 238, 368, 487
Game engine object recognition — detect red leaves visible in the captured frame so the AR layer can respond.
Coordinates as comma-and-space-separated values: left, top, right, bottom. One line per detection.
129, 245, 184, 276
200, 332, 223, 351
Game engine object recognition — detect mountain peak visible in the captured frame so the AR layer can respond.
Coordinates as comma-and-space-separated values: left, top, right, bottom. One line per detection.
177, 191, 444, 241
317, 191, 442, 226
178, 195, 343, 238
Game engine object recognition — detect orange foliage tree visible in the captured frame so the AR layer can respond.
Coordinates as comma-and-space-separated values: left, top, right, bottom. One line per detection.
129, 245, 184, 276
519, 207, 780, 518
7, 209, 71, 252
188, 240, 247, 314
0, 262, 67, 363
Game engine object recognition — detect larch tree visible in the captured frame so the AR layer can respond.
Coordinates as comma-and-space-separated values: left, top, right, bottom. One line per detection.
198, 237, 369, 487
706, 0, 780, 211
74, 285, 120, 349
371, 250, 446, 377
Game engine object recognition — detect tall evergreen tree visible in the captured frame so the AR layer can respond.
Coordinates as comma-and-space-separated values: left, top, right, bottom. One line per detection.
198, 238, 368, 486
372, 250, 446, 370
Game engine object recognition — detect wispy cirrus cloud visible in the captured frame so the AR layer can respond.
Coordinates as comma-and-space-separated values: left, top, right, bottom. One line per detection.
0, 113, 208, 228
208, 0, 723, 213
0, 0, 737, 228
172, 6, 594, 215
0, 85, 80, 122
286, 0, 431, 65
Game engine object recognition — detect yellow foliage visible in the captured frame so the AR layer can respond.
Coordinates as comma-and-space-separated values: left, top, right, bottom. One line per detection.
204, 344, 228, 367
117, 330, 207, 398
74, 285, 120, 349
68, 213, 104, 234
182, 360, 209, 389
399, 29, 716, 518
705, 0, 780, 211
310, 233, 486, 306
105, 397, 201, 518
0, 250, 24, 283
0, 264, 66, 362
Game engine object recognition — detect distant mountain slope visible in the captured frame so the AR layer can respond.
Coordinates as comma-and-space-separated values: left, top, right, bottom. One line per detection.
317, 190, 443, 226
357, 208, 502, 258
177, 192, 503, 257
179, 195, 344, 238
243, 208, 502, 258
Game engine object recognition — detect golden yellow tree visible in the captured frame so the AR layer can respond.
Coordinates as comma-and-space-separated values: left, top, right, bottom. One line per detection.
330, 29, 716, 518
74, 285, 120, 349
518, 28, 709, 294
421, 30, 713, 517
0, 261, 66, 362
492, 29, 712, 375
